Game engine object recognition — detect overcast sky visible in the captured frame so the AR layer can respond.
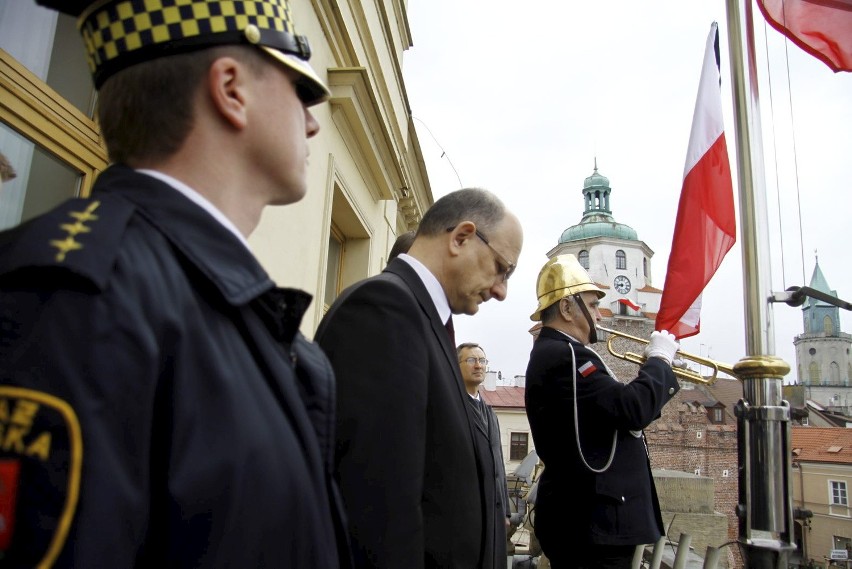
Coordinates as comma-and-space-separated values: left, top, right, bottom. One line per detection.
402, 0, 852, 383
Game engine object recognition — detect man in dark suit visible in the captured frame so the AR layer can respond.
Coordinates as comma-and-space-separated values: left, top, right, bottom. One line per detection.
457, 342, 512, 566
316, 189, 523, 568
524, 255, 680, 569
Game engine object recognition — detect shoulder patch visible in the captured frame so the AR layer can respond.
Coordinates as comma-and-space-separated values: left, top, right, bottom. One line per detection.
0, 196, 135, 291
578, 361, 597, 377
0, 386, 82, 566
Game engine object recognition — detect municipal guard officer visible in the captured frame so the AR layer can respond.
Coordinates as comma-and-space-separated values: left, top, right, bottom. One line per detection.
0, 1, 350, 567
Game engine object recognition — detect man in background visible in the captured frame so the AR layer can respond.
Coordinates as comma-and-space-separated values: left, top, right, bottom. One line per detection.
0, 0, 348, 566
525, 255, 679, 569
457, 342, 512, 564
317, 188, 523, 568
387, 229, 416, 264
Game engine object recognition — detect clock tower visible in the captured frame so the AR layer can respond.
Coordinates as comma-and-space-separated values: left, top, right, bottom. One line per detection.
546, 162, 662, 342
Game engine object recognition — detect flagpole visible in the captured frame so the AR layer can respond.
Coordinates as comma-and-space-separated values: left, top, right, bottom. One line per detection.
724, 0, 794, 567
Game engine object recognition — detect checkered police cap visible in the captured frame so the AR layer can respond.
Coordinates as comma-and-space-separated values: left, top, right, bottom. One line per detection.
35, 0, 331, 105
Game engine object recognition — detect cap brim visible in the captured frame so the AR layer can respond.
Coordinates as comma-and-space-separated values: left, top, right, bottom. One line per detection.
261, 47, 331, 107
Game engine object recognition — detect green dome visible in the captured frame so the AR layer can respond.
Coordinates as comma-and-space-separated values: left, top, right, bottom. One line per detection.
559, 161, 639, 243
584, 170, 610, 190
560, 220, 638, 242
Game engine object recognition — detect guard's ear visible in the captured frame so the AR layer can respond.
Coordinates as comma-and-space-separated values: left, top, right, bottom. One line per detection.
207, 56, 249, 130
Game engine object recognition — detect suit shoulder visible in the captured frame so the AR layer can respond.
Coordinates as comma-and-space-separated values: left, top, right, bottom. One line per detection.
0, 196, 136, 291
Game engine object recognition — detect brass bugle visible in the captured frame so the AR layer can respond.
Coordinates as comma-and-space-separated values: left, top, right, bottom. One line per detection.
597, 326, 737, 385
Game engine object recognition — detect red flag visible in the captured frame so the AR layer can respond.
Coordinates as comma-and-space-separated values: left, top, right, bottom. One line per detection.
656, 23, 736, 340
618, 298, 641, 311
756, 0, 852, 73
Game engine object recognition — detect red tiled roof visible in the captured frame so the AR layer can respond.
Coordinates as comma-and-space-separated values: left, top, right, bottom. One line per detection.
638, 285, 663, 293
792, 426, 852, 464
595, 282, 611, 289
481, 386, 526, 409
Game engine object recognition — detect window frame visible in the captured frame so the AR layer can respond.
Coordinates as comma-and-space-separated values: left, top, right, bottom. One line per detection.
509, 432, 529, 461
830, 480, 850, 517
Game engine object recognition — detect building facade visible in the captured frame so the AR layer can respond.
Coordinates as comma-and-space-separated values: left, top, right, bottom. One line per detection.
792, 427, 852, 567
0, 0, 432, 333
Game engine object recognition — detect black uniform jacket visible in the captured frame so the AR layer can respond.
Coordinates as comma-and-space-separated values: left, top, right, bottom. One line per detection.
0, 165, 349, 567
524, 326, 679, 552
316, 258, 500, 569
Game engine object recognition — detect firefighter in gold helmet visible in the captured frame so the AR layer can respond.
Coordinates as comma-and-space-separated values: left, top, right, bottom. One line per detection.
0, 1, 349, 567
524, 255, 680, 569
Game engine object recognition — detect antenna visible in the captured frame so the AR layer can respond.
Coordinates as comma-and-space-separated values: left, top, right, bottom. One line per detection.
411, 116, 464, 188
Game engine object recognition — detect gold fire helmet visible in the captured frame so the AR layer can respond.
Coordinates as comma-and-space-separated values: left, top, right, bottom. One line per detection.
530, 254, 605, 321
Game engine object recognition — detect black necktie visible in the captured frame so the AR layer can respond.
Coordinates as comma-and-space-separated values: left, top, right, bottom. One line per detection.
445, 315, 456, 347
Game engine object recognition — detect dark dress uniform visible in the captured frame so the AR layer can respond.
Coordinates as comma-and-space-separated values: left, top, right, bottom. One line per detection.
0, 166, 348, 567
524, 326, 678, 567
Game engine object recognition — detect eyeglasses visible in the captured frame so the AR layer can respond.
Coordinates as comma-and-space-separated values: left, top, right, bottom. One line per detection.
475, 229, 516, 282
460, 357, 489, 366
445, 225, 516, 282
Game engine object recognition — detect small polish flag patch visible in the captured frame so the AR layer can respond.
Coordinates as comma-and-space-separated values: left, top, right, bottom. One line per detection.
578, 362, 597, 377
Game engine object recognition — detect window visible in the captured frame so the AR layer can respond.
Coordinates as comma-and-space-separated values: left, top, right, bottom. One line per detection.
578, 250, 589, 269
0, 7, 106, 230
711, 408, 724, 424
320, 180, 370, 318
810, 362, 821, 385
831, 362, 841, 385
509, 432, 529, 461
324, 226, 344, 311
615, 250, 626, 270
831, 481, 848, 506
802, 416, 809, 426
643, 258, 648, 277
825, 316, 835, 336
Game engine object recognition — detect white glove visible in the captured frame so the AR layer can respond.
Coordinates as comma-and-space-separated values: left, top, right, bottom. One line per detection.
644, 330, 679, 365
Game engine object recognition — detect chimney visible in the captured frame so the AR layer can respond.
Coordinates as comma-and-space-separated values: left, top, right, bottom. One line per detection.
484, 370, 498, 391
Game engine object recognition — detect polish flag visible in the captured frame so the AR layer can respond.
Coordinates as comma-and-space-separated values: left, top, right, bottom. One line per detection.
618, 298, 641, 311
578, 361, 597, 377
656, 22, 736, 340
756, 0, 852, 73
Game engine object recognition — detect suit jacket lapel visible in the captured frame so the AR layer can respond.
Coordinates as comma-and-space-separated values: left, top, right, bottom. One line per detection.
385, 260, 464, 390
384, 260, 485, 447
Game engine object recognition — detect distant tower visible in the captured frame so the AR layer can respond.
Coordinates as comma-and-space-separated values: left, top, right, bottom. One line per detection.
546, 161, 662, 338
794, 256, 852, 412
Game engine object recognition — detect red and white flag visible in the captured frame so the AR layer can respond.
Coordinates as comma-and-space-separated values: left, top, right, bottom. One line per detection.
756, 0, 852, 73
656, 22, 736, 340
618, 298, 641, 312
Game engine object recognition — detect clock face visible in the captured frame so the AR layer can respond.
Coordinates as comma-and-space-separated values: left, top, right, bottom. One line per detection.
614, 275, 631, 294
